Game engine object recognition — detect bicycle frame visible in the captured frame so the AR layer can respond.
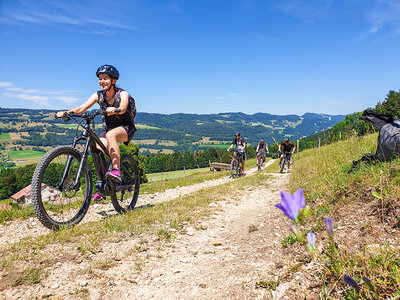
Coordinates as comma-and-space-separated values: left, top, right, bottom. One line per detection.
57, 112, 112, 194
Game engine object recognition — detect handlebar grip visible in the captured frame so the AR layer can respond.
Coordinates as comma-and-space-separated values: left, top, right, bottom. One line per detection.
115, 108, 121, 113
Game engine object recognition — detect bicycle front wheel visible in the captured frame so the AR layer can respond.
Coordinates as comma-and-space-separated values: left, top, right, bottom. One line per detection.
31, 146, 92, 230
280, 158, 286, 173
111, 155, 140, 213
230, 160, 239, 178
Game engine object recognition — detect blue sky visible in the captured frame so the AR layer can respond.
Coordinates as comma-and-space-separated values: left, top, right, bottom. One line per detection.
1, 0, 400, 115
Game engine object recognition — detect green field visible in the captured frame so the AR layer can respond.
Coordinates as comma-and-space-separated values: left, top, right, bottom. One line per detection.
136, 124, 160, 129
8, 150, 44, 162
146, 167, 210, 182
55, 124, 80, 129
198, 144, 230, 149
0, 133, 10, 139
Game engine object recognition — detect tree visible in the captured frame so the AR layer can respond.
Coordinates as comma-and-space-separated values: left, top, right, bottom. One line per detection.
120, 143, 148, 183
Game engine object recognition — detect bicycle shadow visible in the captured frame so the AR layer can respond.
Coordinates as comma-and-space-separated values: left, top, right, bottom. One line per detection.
96, 203, 155, 219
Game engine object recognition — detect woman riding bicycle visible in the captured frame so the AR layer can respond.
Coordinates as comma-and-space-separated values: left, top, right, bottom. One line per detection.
227, 132, 247, 175
56, 65, 136, 199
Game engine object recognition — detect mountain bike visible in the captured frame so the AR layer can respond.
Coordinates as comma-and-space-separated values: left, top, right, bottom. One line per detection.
229, 147, 245, 178
279, 151, 294, 173
30, 110, 140, 230
257, 150, 267, 170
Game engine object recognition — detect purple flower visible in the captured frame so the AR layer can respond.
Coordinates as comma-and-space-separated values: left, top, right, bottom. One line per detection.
275, 189, 306, 222
307, 232, 316, 252
324, 216, 334, 237
344, 275, 360, 292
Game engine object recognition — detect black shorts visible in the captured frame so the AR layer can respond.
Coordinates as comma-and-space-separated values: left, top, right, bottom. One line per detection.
100, 125, 136, 145
234, 150, 246, 160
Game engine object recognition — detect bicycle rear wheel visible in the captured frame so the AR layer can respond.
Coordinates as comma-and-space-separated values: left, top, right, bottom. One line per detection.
111, 155, 140, 213
31, 146, 92, 230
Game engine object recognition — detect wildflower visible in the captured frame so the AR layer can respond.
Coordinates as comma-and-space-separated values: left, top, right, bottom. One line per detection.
344, 275, 360, 293
306, 232, 316, 253
275, 189, 306, 222
324, 216, 334, 237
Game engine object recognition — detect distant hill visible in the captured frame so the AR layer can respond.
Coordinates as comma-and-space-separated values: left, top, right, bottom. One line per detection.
135, 111, 346, 144
0, 108, 345, 154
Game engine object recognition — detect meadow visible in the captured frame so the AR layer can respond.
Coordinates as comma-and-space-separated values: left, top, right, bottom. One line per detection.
7, 150, 44, 166
146, 167, 211, 182
284, 133, 400, 298
198, 144, 230, 149
0, 133, 10, 140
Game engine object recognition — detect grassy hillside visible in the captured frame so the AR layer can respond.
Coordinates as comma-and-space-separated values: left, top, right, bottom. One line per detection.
287, 133, 400, 298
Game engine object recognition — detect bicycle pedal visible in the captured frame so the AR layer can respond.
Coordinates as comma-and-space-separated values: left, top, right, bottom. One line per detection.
105, 175, 122, 182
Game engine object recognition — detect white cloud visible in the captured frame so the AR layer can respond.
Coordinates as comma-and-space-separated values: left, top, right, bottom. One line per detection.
354, 0, 400, 42
54, 96, 79, 104
0, 82, 13, 87
1, 82, 80, 108
0, 1, 142, 34
273, 0, 334, 20
228, 93, 239, 97
5, 87, 40, 93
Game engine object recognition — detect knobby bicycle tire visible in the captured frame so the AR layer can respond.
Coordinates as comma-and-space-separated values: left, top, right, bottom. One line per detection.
31, 146, 92, 230
258, 155, 265, 171
111, 155, 140, 213
230, 159, 239, 178
280, 157, 286, 173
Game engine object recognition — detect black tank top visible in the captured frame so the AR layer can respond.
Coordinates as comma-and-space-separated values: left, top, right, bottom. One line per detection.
104, 97, 132, 129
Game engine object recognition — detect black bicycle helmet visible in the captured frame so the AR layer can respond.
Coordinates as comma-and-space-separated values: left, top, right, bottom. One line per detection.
96, 65, 120, 79
235, 132, 241, 136
283, 138, 289, 143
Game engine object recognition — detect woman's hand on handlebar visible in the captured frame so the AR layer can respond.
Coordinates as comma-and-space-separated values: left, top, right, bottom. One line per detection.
55, 110, 73, 120
105, 107, 121, 116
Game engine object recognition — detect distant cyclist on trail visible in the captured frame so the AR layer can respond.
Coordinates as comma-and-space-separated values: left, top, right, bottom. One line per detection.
227, 132, 247, 175
56, 65, 137, 200
256, 139, 269, 168
278, 138, 295, 171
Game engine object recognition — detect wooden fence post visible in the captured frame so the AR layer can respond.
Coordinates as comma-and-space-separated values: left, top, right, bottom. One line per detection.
318, 138, 321, 154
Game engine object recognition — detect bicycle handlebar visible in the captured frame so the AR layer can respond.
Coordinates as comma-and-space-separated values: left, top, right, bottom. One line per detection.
55, 108, 121, 121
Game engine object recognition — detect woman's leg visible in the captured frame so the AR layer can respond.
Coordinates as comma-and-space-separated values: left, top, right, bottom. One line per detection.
105, 127, 128, 169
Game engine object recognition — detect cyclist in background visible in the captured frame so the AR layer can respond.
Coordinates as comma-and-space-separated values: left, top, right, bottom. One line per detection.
278, 138, 295, 171
56, 64, 137, 200
256, 139, 269, 168
227, 132, 247, 175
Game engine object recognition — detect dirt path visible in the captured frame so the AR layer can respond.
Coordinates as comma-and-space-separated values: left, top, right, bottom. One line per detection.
2, 162, 319, 299
0, 163, 265, 246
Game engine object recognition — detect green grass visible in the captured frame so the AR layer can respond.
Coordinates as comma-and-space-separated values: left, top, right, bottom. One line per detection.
146, 167, 211, 182
54, 124, 80, 129
8, 150, 44, 160
198, 144, 230, 149
289, 133, 400, 298
141, 169, 229, 194
135, 124, 160, 129
0, 133, 10, 140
